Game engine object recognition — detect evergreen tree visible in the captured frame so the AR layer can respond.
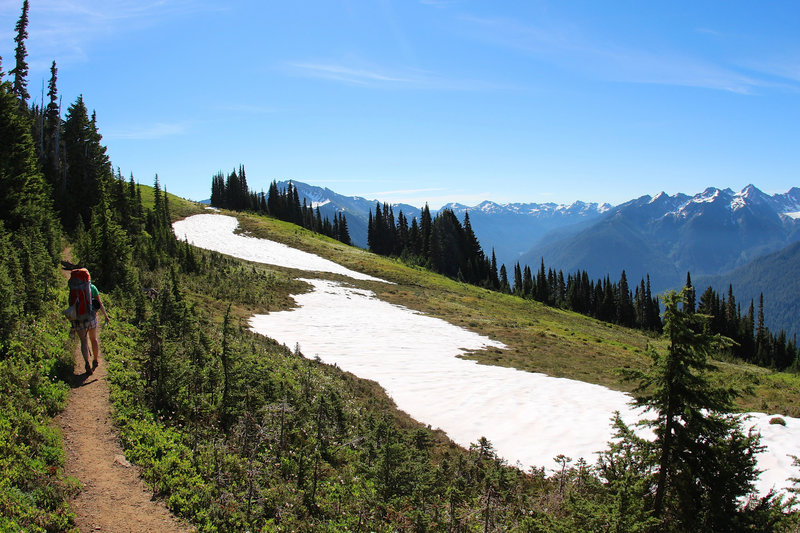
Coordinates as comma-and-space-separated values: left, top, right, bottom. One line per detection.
337, 212, 351, 245
10, 0, 30, 104
490, 250, 499, 290
684, 272, 695, 313
621, 289, 763, 530
616, 270, 635, 327
513, 263, 522, 296
522, 265, 532, 298
0, 75, 60, 260
61, 96, 111, 232
499, 264, 509, 293
408, 217, 420, 256
84, 184, 134, 290
420, 204, 432, 258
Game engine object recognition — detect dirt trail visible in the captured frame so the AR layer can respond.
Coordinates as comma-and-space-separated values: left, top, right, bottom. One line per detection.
55, 259, 191, 532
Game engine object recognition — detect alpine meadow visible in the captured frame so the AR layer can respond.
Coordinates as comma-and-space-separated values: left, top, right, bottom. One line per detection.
3, 2, 800, 532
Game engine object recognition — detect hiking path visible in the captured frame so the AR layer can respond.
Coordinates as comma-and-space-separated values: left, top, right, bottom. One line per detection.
55, 253, 191, 532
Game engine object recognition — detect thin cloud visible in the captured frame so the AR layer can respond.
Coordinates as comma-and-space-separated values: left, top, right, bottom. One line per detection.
13, 0, 222, 66
460, 15, 764, 94
288, 61, 510, 91
745, 57, 800, 85
289, 62, 420, 86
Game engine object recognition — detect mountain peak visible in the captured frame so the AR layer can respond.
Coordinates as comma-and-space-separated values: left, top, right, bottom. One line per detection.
649, 191, 668, 203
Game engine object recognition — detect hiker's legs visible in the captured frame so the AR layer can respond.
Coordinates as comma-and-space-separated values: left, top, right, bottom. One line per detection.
77, 328, 91, 370
77, 329, 89, 362
88, 327, 100, 364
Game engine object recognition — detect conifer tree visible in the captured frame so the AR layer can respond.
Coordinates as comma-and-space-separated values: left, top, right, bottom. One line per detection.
43, 61, 62, 197
489, 250, 499, 290
684, 272, 695, 313
522, 265, 532, 298
10, 0, 30, 104
617, 270, 635, 327
513, 263, 522, 295
620, 289, 762, 529
499, 264, 509, 293
62, 96, 111, 232
420, 204, 432, 258
408, 217, 420, 256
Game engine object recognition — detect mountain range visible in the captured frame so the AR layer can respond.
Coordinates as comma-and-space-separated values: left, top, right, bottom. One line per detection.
520, 185, 800, 291
274, 180, 800, 336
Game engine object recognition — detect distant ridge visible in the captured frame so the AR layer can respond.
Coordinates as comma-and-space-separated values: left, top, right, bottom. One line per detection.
519, 184, 800, 293
234, 180, 799, 335
696, 240, 800, 338
278, 180, 609, 266
275, 180, 422, 248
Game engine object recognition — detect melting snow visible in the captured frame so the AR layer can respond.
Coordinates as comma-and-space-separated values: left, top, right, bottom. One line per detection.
173, 214, 386, 282
175, 213, 800, 496
784, 212, 800, 220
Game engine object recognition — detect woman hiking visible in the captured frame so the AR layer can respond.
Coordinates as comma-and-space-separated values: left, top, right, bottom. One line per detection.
67, 268, 110, 375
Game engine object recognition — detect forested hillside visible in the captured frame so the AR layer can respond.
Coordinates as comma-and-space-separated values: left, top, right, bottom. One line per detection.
697, 241, 800, 338
2, 2, 800, 531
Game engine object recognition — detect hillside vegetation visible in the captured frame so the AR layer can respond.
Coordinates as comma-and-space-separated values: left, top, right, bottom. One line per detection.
2, 2, 800, 529
235, 211, 800, 417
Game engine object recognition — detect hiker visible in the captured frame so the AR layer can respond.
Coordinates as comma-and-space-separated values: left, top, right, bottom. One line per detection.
68, 268, 110, 374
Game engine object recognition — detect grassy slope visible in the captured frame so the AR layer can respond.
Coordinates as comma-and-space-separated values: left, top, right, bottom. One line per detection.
228, 211, 800, 418
137, 184, 206, 220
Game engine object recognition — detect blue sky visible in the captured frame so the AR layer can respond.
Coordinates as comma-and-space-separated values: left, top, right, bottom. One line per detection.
2, 1, 800, 208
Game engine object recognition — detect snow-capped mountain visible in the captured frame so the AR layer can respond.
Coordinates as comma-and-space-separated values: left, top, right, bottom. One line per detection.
275, 180, 422, 248
443, 200, 611, 268
642, 185, 800, 221
278, 180, 610, 264
519, 184, 800, 294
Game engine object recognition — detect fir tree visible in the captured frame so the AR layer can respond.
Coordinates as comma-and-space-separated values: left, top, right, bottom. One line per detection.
43, 61, 62, 198
499, 264, 509, 293
621, 289, 762, 530
62, 96, 111, 232
10, 0, 30, 104
616, 270, 635, 327
684, 272, 695, 313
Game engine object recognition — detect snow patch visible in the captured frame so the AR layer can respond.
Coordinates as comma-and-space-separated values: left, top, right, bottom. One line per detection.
181, 214, 800, 496
783, 212, 800, 220
311, 199, 330, 208
249, 278, 639, 474
172, 214, 386, 283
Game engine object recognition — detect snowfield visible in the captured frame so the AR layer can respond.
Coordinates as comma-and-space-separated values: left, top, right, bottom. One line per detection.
175, 213, 800, 496
173, 213, 385, 282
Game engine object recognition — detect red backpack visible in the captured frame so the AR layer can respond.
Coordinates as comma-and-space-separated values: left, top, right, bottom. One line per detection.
68, 268, 93, 320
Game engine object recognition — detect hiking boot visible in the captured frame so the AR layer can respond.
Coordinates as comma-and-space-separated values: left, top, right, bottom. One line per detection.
92, 359, 98, 369
85, 361, 92, 375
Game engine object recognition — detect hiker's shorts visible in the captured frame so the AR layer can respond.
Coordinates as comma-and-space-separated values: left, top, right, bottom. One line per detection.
71, 314, 98, 333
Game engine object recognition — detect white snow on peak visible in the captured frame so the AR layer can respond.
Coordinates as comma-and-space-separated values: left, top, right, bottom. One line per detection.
783, 211, 800, 220
693, 188, 721, 203
311, 199, 330, 209
649, 191, 668, 203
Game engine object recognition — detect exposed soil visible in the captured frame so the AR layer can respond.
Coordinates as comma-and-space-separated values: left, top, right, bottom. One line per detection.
55, 257, 191, 532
